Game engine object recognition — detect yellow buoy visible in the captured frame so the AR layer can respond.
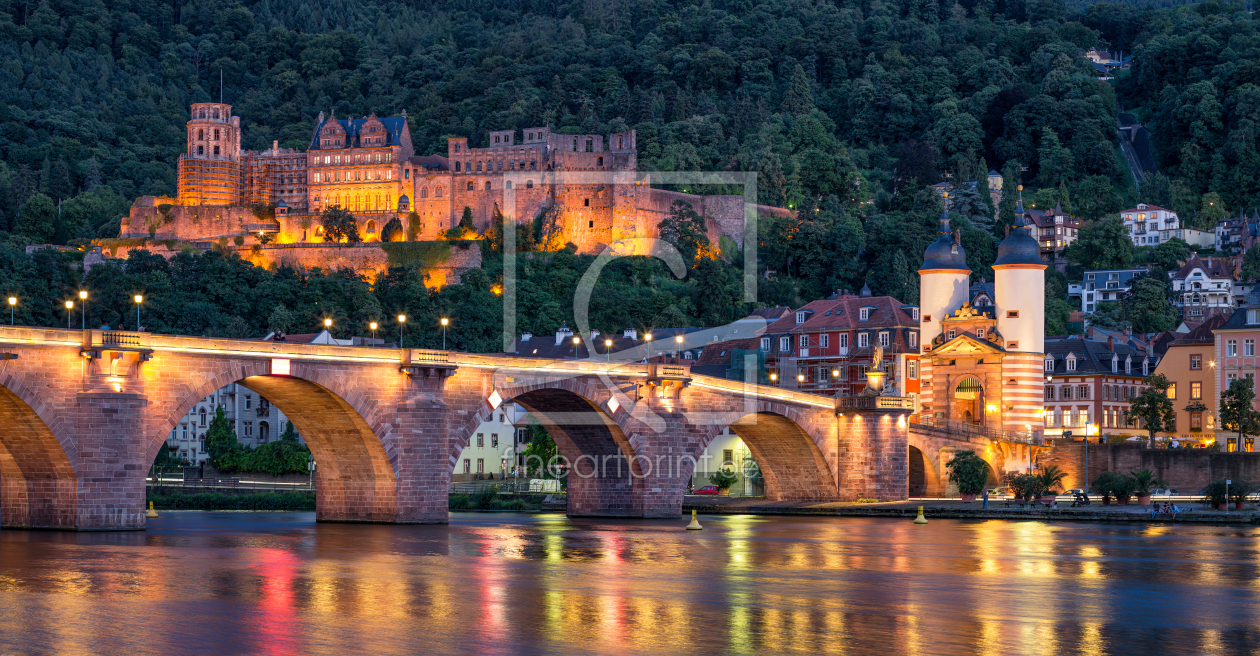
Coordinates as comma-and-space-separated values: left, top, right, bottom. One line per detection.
686, 509, 703, 530
146, 501, 159, 519
913, 505, 928, 524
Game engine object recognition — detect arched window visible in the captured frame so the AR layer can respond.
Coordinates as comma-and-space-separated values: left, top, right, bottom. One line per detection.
506, 181, 513, 190
213, 108, 220, 119
366, 220, 376, 234
455, 161, 461, 172
199, 109, 206, 118
421, 187, 429, 199
530, 160, 537, 170
435, 187, 444, 198
586, 138, 593, 152
259, 422, 269, 442
526, 180, 533, 189
467, 182, 475, 190
315, 225, 325, 235
485, 181, 492, 190
572, 138, 578, 151
477, 161, 483, 172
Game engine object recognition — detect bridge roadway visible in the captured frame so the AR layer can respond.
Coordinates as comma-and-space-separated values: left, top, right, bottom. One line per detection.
0, 326, 1037, 530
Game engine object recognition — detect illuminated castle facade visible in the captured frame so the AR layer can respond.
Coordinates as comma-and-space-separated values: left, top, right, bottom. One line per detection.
148, 103, 785, 253
917, 196, 1045, 436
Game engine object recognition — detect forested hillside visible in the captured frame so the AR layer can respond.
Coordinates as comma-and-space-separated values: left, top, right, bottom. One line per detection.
0, 0, 1255, 345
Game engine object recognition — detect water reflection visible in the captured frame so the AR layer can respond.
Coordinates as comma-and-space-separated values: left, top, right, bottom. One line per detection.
1, 513, 1260, 654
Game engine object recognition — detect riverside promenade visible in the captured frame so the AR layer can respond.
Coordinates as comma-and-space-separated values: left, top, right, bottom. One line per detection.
683, 496, 1260, 524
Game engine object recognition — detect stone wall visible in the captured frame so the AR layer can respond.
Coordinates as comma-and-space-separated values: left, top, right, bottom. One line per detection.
1039, 439, 1260, 492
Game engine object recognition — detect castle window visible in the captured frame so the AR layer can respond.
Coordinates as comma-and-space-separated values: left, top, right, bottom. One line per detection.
404, 168, 409, 179
197, 129, 204, 140
573, 138, 578, 151
385, 153, 391, 162
506, 181, 513, 190
466, 161, 471, 171
213, 146, 220, 155
213, 108, 220, 119
485, 182, 491, 190
584, 198, 590, 207
530, 160, 537, 170
467, 182, 474, 190
586, 138, 593, 152
436, 187, 444, 198
421, 187, 429, 199
947, 329, 955, 340
588, 221, 594, 228
199, 109, 206, 118
366, 220, 376, 234
386, 170, 391, 180
619, 136, 624, 149
495, 136, 501, 144
597, 156, 603, 167
197, 145, 204, 155
526, 180, 533, 189
477, 161, 483, 172
455, 162, 461, 172
213, 129, 220, 140
455, 144, 461, 153
1007, 311, 1019, 318
519, 160, 525, 169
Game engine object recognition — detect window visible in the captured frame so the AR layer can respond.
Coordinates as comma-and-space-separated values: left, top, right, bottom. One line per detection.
839, 333, 849, 349
947, 329, 956, 340
796, 312, 806, 324
245, 396, 252, 410
1045, 356, 1055, 372
244, 422, 253, 437
922, 315, 930, 323
526, 180, 534, 189
1125, 358, 1132, 374
858, 333, 870, 348
477, 458, 484, 473
1112, 356, 1118, 373
1227, 340, 1237, 357
1248, 339, 1256, 357
1007, 311, 1019, 318
467, 182, 474, 190
1078, 385, 1089, 400
1061, 386, 1073, 400
1167, 383, 1176, 400
911, 308, 920, 320
1191, 354, 1202, 370
820, 334, 829, 348
860, 308, 871, 321
491, 434, 499, 447
1248, 309, 1260, 324
1191, 412, 1202, 430
908, 333, 917, 349
1066, 356, 1077, 371
879, 332, 890, 348
476, 433, 484, 447
200, 409, 207, 426
760, 337, 770, 352
780, 336, 790, 351
1045, 386, 1055, 401
908, 360, 918, 379
799, 335, 809, 349
977, 328, 985, 339
486, 182, 491, 190
1191, 382, 1202, 400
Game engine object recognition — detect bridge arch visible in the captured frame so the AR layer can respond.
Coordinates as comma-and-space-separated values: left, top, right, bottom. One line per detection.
692, 404, 838, 502
149, 360, 398, 522
0, 368, 78, 528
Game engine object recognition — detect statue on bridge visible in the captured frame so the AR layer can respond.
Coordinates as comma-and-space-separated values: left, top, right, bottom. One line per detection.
861, 344, 886, 397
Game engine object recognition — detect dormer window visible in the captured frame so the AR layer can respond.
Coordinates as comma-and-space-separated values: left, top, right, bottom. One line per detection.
911, 308, 919, 320
1045, 356, 1054, 372
796, 312, 806, 324
760, 337, 770, 352
1248, 309, 1260, 325
860, 308, 871, 321
1142, 358, 1149, 375
1066, 354, 1078, 372
977, 328, 985, 339
1111, 355, 1118, 373
1125, 357, 1132, 374
780, 336, 790, 352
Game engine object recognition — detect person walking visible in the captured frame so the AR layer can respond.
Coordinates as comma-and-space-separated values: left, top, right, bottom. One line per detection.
982, 488, 989, 510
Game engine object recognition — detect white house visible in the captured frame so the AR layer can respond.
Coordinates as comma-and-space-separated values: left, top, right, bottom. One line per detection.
1121, 204, 1179, 246
164, 383, 298, 465
454, 402, 530, 481
1172, 255, 1236, 321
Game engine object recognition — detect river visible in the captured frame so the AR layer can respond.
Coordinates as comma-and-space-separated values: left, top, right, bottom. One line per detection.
1, 512, 1258, 655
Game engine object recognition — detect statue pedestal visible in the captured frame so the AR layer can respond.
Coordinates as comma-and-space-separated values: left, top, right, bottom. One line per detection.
863, 371, 886, 396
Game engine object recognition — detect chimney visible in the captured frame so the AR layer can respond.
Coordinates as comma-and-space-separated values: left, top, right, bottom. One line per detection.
1087, 325, 1094, 339
521, 332, 532, 342
272, 140, 278, 154
1107, 336, 1115, 352
1124, 326, 1132, 339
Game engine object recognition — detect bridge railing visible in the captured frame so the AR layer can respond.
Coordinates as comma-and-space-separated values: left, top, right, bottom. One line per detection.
837, 396, 916, 411
911, 417, 1043, 445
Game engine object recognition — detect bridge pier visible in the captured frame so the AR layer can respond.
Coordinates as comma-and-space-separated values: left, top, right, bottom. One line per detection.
74, 391, 149, 530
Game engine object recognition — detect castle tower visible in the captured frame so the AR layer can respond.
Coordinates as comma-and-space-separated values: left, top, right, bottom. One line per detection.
991, 187, 1047, 433
177, 103, 243, 206
917, 199, 971, 347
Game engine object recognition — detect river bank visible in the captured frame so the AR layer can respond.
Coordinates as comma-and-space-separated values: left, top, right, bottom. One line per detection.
682, 496, 1260, 524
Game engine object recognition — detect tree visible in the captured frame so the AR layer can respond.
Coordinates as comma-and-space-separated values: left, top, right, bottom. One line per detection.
203, 406, 241, 471
446, 206, 476, 239
1121, 276, 1176, 333
1244, 245, 1260, 282
1124, 374, 1175, 447
520, 424, 559, 478
658, 200, 710, 264
17, 192, 56, 242
381, 217, 404, 242
945, 450, 990, 496
1149, 238, 1190, 272
1075, 175, 1121, 220
1065, 216, 1134, 269
405, 211, 421, 241
1220, 377, 1260, 452
320, 206, 359, 243
268, 303, 295, 334
780, 63, 815, 116
1198, 192, 1225, 230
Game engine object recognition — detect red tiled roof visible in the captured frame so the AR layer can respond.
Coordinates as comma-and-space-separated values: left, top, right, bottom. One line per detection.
763, 296, 918, 334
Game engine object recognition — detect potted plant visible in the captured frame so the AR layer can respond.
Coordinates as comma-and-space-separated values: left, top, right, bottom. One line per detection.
708, 469, 739, 495
1130, 469, 1166, 506
1090, 471, 1117, 505
1037, 465, 1068, 504
1112, 473, 1136, 505
946, 450, 990, 502
1203, 480, 1228, 510
1005, 472, 1030, 502
1229, 480, 1253, 510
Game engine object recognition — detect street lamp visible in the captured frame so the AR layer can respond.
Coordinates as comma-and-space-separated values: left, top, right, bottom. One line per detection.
7, 296, 14, 325
604, 338, 612, 362
675, 334, 683, 359
78, 290, 87, 330
324, 318, 332, 330
64, 300, 73, 329
398, 314, 406, 346
370, 321, 378, 341
134, 295, 143, 331
770, 372, 778, 383
440, 317, 449, 350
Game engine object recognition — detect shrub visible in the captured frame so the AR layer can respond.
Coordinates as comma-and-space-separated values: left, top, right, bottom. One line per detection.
946, 450, 990, 495
147, 491, 315, 510
708, 469, 739, 491
233, 235, 245, 246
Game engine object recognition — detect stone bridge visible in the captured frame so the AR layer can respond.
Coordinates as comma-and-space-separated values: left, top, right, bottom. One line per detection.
0, 326, 1035, 530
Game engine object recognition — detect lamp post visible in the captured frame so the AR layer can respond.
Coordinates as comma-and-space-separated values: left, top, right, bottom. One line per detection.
324, 318, 332, 334
78, 290, 87, 330
441, 317, 449, 350
398, 314, 406, 347
675, 334, 683, 359
134, 295, 143, 331
604, 338, 612, 363
7, 297, 14, 325
64, 300, 73, 329
370, 321, 378, 342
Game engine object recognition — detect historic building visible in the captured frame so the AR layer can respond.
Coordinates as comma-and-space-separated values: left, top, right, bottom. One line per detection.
917, 196, 1045, 436
142, 104, 788, 255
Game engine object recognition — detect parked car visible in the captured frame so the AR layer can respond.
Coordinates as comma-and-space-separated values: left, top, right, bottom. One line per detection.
692, 485, 722, 495
1066, 488, 1087, 496
987, 487, 1010, 498
1149, 488, 1179, 497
